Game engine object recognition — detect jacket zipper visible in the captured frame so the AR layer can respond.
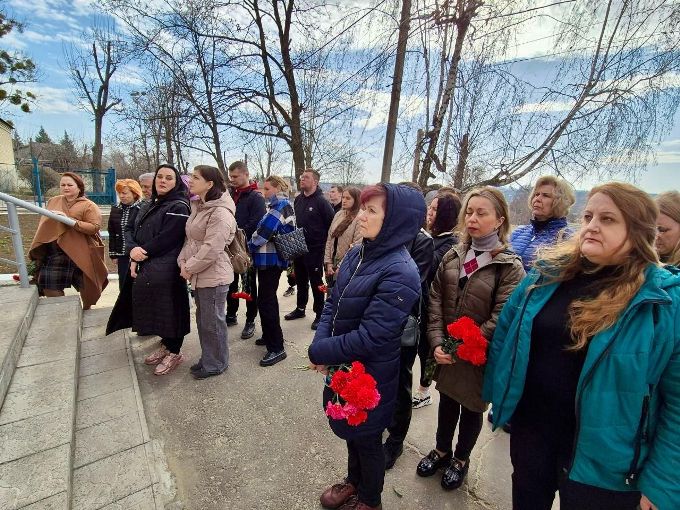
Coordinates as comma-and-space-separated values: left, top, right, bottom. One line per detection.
331, 247, 364, 336
625, 392, 650, 485
567, 299, 663, 480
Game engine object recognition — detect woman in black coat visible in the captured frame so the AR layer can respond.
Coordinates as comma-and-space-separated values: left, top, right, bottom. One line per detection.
309, 183, 424, 510
413, 192, 461, 409
107, 164, 191, 376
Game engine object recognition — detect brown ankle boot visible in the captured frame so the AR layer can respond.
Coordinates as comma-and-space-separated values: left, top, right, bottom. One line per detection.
320, 481, 356, 509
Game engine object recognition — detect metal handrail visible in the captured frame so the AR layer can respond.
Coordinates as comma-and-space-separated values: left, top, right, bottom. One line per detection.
0, 191, 77, 288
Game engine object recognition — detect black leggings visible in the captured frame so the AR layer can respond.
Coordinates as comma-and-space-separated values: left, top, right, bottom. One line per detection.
161, 337, 184, 354
435, 392, 483, 461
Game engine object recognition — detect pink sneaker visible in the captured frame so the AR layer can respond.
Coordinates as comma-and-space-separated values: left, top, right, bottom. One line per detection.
154, 353, 184, 375
144, 347, 169, 365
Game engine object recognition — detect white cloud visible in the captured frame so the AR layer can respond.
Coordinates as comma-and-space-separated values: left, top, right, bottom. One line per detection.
29, 85, 79, 114
512, 101, 575, 114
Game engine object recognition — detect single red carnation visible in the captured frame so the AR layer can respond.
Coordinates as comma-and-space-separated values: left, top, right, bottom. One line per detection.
350, 361, 365, 375
12, 274, 20, 282
346, 409, 368, 426
318, 284, 328, 293
457, 342, 487, 366
447, 316, 480, 340
329, 370, 350, 394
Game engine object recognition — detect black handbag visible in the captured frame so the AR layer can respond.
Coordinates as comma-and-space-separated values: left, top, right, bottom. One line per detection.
274, 215, 309, 261
400, 314, 420, 347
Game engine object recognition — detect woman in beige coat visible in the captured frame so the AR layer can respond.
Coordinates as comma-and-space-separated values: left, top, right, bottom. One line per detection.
416, 187, 525, 492
29, 172, 108, 309
324, 186, 362, 288
178, 165, 237, 379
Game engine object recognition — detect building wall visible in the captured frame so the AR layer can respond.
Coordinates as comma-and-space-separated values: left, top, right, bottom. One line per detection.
0, 121, 18, 192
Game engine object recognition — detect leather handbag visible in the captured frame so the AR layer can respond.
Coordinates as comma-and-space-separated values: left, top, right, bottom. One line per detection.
274, 215, 308, 261
400, 314, 420, 347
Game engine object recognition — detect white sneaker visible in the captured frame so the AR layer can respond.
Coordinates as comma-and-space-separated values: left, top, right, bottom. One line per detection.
412, 391, 432, 409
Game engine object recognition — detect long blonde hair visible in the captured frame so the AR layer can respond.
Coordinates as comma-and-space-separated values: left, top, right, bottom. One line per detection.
536, 182, 659, 351
656, 191, 680, 266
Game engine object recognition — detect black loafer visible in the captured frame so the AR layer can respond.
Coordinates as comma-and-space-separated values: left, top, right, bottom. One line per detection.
260, 350, 287, 367
226, 316, 237, 326
416, 449, 453, 477
255, 337, 267, 346
192, 368, 222, 380
441, 459, 469, 490
311, 317, 320, 330
284, 308, 305, 320
383, 443, 403, 470
190, 362, 203, 372
241, 321, 256, 339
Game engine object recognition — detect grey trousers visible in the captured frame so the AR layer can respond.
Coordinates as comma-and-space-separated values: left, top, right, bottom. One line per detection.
194, 285, 229, 373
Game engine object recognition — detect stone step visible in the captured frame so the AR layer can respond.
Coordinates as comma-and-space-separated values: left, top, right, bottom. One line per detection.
0, 287, 39, 408
0, 296, 82, 510
71, 308, 161, 510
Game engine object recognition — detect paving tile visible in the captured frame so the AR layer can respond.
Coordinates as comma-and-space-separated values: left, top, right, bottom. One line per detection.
0, 378, 73, 426
0, 444, 69, 510
79, 349, 128, 377
0, 408, 71, 465
72, 445, 152, 510
81, 331, 125, 357
7, 359, 74, 393
78, 366, 132, 401
16, 340, 77, 367
32, 299, 79, 317
76, 386, 137, 430
75, 412, 144, 468
101, 487, 155, 509
82, 323, 107, 341
20, 492, 68, 509
0, 287, 37, 305
82, 308, 112, 328
22, 311, 78, 348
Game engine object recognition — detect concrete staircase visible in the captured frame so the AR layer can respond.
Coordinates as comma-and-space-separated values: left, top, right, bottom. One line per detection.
0, 288, 165, 509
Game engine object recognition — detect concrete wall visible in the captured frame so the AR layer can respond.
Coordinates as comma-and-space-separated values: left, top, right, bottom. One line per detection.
0, 120, 18, 192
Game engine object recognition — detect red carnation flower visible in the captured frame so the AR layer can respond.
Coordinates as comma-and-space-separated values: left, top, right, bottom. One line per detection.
318, 284, 328, 293
346, 409, 368, 426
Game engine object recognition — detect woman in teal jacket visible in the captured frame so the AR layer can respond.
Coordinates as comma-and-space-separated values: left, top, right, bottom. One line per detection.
483, 182, 680, 510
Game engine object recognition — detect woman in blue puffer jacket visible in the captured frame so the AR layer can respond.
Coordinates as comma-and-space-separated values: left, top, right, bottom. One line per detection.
309, 183, 424, 510
510, 175, 576, 271
484, 182, 680, 510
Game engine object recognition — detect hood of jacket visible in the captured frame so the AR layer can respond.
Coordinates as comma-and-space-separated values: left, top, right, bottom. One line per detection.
363, 183, 426, 260
197, 192, 236, 215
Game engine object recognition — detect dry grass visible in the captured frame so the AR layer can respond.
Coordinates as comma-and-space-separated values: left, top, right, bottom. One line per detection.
0, 213, 115, 274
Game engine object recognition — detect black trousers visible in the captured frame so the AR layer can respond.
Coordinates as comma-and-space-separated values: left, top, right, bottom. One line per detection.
417, 324, 431, 388
161, 336, 184, 354
257, 267, 284, 352
226, 268, 258, 322
385, 344, 418, 449
294, 251, 325, 317
436, 392, 483, 461
346, 433, 384, 507
510, 421, 641, 510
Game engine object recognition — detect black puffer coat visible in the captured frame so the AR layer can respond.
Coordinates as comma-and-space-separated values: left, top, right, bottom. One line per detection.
107, 183, 191, 339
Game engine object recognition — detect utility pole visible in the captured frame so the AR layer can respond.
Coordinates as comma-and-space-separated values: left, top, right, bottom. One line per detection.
380, 0, 412, 183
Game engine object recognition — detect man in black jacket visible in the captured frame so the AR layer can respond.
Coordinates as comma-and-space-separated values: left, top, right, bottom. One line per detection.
284, 168, 335, 330
226, 161, 266, 339
383, 188, 434, 470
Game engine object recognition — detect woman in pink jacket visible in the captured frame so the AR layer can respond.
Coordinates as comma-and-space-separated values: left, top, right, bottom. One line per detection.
178, 165, 237, 379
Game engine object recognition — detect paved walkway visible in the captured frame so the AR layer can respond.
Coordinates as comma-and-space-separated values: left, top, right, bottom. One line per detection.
87, 278, 544, 510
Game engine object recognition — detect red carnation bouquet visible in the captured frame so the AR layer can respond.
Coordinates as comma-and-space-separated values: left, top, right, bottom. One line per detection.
423, 316, 488, 385
324, 361, 381, 426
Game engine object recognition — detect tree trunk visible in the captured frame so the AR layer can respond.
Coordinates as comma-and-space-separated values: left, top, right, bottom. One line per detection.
418, 0, 480, 188
453, 133, 469, 189
381, 0, 412, 183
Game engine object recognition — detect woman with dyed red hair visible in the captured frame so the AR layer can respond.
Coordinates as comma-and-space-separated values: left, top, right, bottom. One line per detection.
108, 179, 143, 289
309, 183, 425, 510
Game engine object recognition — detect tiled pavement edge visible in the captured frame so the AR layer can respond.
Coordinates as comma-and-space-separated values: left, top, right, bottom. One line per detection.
71, 307, 177, 510
0, 296, 81, 509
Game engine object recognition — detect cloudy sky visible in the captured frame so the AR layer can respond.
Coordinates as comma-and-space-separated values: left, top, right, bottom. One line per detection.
2, 0, 679, 192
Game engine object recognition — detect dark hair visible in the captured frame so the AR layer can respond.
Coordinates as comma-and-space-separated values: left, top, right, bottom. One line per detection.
194, 165, 226, 201
61, 172, 85, 197
331, 185, 344, 193
228, 160, 248, 174
430, 192, 462, 236
332, 186, 361, 238
304, 168, 321, 182
152, 164, 187, 200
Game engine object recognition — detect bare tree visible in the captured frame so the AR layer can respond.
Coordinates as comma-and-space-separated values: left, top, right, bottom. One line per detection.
65, 19, 127, 171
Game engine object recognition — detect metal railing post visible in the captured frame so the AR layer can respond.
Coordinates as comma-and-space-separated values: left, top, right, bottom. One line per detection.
32, 157, 43, 208
7, 202, 29, 288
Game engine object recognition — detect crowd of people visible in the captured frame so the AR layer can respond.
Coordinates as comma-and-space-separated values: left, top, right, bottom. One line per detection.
26, 165, 680, 510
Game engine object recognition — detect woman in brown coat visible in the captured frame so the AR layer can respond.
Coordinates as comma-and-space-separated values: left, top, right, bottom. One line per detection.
416, 186, 525, 492
178, 165, 237, 379
29, 172, 108, 310
324, 186, 362, 288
